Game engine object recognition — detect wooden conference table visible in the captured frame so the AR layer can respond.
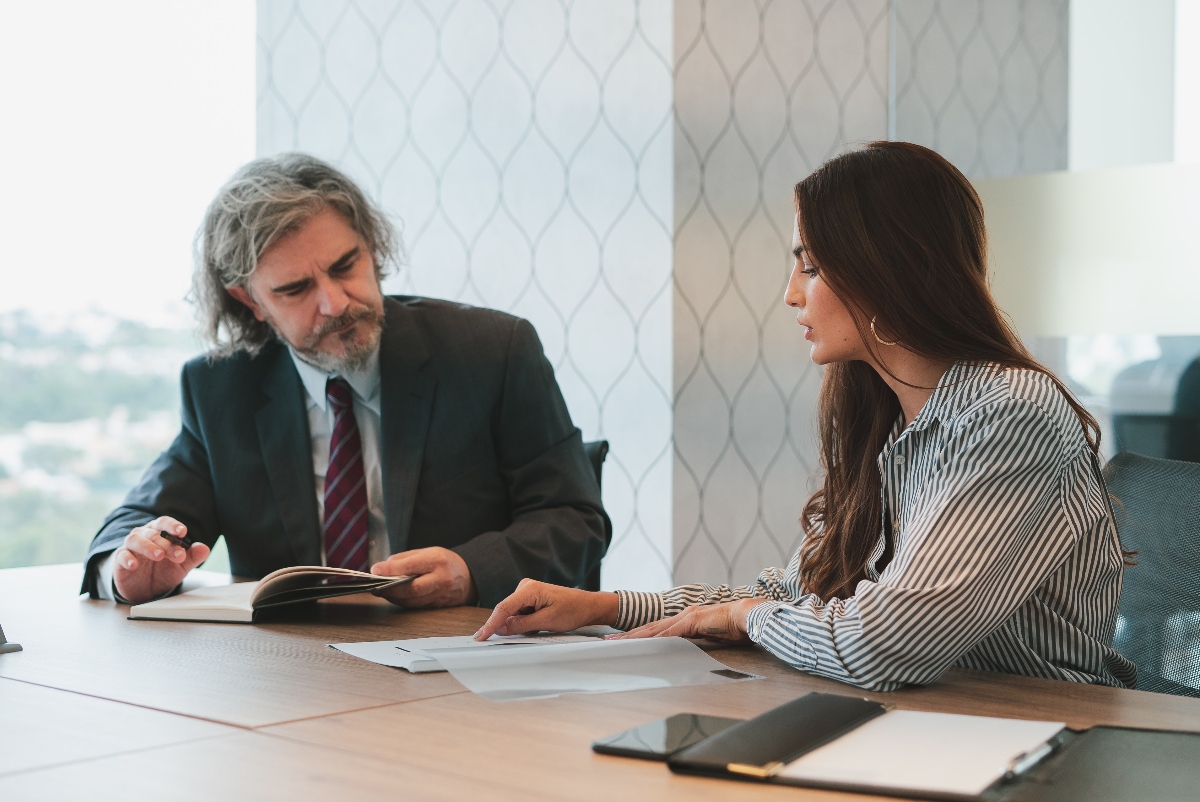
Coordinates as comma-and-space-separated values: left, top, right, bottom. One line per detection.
2, 564, 1199, 801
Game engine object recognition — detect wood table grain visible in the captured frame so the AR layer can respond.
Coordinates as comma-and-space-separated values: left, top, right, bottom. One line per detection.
0, 677, 233, 777
0, 564, 468, 727
2, 563, 1198, 801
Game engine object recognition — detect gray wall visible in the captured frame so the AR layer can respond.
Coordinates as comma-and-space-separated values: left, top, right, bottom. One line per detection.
258, 0, 676, 590
893, 0, 1069, 177
671, 0, 887, 584
257, 0, 1069, 591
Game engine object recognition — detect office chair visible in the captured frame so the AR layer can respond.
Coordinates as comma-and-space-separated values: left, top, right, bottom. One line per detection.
582, 440, 610, 592
1111, 414, 1200, 463
1104, 451, 1200, 697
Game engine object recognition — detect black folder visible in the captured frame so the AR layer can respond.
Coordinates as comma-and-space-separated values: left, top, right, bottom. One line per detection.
666, 692, 1200, 801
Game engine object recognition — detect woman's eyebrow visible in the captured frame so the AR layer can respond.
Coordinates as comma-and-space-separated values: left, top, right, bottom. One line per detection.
793, 245, 806, 258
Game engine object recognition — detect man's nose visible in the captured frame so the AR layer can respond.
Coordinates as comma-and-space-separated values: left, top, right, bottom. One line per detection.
315, 276, 350, 317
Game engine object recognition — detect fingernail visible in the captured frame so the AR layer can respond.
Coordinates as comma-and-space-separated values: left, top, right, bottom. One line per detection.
175, 549, 185, 560
153, 549, 163, 558
472, 629, 482, 638
175, 524, 184, 534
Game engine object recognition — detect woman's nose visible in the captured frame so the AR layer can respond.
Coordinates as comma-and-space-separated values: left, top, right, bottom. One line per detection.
784, 266, 804, 307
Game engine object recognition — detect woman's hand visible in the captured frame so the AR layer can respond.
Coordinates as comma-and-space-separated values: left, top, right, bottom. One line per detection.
474, 579, 619, 640
609, 599, 764, 643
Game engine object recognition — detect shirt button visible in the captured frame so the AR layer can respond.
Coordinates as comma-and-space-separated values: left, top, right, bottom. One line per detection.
894, 454, 905, 465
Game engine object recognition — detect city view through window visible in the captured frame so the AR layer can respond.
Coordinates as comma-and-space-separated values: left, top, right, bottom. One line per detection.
0, 1, 253, 570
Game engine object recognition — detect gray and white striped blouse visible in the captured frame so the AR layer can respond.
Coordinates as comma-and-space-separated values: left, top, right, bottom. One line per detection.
615, 361, 1138, 692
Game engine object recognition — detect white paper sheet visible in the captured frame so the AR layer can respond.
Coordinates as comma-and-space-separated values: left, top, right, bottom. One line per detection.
430, 636, 762, 702
329, 634, 599, 673
778, 710, 1064, 797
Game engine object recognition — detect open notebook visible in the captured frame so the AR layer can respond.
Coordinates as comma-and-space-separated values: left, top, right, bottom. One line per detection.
128, 566, 412, 623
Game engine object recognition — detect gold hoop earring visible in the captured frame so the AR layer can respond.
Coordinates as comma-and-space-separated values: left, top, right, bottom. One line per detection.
871, 316, 897, 346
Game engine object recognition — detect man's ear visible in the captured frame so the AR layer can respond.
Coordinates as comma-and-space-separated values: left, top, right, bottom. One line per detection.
226, 285, 267, 322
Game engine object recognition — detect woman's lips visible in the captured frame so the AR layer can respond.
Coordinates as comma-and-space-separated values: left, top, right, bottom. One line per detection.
801, 324, 813, 340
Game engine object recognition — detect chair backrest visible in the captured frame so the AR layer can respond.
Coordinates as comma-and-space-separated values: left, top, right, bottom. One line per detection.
581, 440, 609, 592
1112, 414, 1200, 463
1104, 451, 1200, 697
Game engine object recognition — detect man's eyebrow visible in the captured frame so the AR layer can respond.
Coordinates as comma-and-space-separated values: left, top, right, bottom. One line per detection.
270, 277, 312, 294
267, 247, 360, 294
327, 246, 359, 272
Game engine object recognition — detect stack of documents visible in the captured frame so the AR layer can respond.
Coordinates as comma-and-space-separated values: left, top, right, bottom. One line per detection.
331, 635, 761, 701
330, 634, 597, 673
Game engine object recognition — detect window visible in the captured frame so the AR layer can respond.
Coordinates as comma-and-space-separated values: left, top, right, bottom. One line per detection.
0, 2, 254, 569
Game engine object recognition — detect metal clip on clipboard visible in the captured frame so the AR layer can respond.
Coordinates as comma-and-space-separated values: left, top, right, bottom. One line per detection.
1003, 729, 1069, 781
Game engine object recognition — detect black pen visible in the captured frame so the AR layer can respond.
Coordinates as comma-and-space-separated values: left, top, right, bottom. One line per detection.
159, 531, 195, 551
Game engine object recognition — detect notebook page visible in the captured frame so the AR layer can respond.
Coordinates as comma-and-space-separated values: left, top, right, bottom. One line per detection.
130, 582, 257, 617
778, 710, 1064, 796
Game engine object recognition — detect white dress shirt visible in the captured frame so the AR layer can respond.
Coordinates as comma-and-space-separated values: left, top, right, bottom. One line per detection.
95, 346, 390, 600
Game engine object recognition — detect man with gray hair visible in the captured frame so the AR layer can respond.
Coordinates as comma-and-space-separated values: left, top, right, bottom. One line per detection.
82, 153, 609, 608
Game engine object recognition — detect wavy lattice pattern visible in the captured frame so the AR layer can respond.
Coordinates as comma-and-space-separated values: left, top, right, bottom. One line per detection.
893, 0, 1069, 177
672, 0, 889, 585
256, 0, 1069, 592
257, 0, 676, 590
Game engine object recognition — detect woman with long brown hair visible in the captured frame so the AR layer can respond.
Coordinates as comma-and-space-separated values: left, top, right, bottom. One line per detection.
471, 142, 1136, 691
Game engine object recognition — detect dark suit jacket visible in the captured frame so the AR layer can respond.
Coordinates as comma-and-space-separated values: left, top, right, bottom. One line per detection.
82, 296, 610, 606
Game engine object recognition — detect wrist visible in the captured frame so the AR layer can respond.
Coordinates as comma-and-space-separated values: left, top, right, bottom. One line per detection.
113, 575, 150, 605
733, 598, 765, 634
592, 591, 620, 627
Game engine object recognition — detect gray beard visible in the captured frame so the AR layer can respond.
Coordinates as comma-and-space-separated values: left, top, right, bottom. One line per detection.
268, 313, 384, 375
292, 325, 380, 374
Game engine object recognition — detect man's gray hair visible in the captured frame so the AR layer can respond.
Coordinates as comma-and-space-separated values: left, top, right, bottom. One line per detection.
193, 153, 400, 355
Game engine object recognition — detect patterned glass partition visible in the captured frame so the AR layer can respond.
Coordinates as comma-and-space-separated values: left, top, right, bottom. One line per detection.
257, 0, 1069, 590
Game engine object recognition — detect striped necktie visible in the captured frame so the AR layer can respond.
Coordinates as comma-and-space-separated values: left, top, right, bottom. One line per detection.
323, 378, 369, 572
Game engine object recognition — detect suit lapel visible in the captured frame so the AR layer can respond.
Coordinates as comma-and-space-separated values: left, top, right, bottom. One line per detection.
379, 298, 436, 555
255, 347, 323, 566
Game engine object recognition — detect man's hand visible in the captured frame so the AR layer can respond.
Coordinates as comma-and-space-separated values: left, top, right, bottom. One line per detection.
112, 517, 210, 604
370, 547, 478, 608
609, 599, 764, 643
474, 579, 619, 640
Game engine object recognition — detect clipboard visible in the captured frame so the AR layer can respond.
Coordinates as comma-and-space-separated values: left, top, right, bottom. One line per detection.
665, 692, 1200, 801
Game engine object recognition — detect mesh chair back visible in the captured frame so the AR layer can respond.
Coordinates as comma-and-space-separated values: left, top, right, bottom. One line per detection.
1105, 452, 1200, 697
581, 440, 610, 592
1112, 414, 1200, 463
